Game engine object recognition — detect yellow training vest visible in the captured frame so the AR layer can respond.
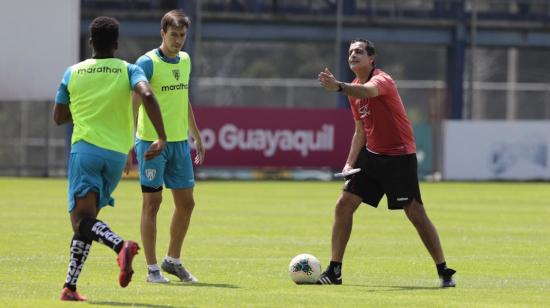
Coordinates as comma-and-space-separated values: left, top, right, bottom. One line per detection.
136, 50, 190, 141
67, 58, 133, 154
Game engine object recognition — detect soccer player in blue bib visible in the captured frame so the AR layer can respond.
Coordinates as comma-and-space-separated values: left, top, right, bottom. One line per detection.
133, 9, 204, 284
54, 17, 167, 301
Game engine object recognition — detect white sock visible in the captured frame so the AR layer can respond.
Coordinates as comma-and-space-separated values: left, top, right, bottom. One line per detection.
165, 256, 181, 265
148, 264, 160, 272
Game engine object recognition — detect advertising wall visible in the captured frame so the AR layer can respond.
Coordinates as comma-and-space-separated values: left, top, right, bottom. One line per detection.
192, 107, 436, 176
443, 120, 550, 180
193, 107, 354, 169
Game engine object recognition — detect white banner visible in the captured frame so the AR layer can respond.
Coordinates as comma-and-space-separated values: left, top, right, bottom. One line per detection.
444, 121, 550, 180
0, 0, 79, 101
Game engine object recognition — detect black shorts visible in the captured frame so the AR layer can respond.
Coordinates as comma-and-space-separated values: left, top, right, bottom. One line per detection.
343, 148, 422, 210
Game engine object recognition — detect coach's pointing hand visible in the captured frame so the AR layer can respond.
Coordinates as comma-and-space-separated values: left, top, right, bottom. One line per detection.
318, 68, 340, 92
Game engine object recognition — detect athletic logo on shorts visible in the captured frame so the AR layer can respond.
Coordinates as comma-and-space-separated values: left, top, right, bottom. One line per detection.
145, 169, 157, 181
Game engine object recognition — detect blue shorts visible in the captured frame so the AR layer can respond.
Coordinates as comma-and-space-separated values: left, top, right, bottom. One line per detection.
67, 141, 127, 212
135, 139, 195, 190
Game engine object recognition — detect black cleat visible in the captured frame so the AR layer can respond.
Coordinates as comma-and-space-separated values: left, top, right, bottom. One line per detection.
316, 267, 342, 285
439, 268, 456, 288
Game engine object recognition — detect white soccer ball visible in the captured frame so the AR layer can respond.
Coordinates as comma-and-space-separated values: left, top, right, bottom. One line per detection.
288, 253, 321, 284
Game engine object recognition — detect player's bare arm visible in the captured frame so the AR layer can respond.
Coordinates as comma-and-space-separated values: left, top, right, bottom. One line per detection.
188, 102, 205, 165
134, 81, 167, 160
123, 92, 143, 174
131, 91, 142, 123
53, 104, 72, 125
343, 120, 365, 172
318, 68, 378, 98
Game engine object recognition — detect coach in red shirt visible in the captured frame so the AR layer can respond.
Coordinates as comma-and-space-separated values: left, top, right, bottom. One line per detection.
318, 39, 456, 288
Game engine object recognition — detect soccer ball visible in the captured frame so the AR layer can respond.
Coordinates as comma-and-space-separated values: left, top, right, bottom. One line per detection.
288, 253, 321, 284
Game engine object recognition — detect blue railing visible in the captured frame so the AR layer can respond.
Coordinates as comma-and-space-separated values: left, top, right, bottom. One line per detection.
82, 0, 550, 22
200, 0, 550, 22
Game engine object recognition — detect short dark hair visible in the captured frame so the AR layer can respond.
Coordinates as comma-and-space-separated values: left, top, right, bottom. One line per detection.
351, 38, 375, 56
161, 9, 190, 32
89, 16, 119, 53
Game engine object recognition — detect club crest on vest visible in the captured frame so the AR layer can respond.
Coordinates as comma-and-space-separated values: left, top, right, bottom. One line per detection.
172, 69, 180, 81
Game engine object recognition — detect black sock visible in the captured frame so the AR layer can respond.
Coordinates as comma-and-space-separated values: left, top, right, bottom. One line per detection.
78, 217, 124, 253
328, 261, 342, 277
436, 262, 447, 275
63, 233, 92, 291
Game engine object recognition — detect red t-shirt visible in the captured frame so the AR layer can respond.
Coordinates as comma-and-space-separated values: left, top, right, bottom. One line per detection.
348, 68, 416, 155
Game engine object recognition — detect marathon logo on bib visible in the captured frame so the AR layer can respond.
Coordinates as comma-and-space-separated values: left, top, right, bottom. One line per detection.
76, 66, 122, 74
145, 169, 157, 181
161, 83, 188, 91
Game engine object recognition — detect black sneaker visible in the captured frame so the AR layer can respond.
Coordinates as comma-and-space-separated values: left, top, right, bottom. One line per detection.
439, 268, 456, 288
316, 267, 342, 285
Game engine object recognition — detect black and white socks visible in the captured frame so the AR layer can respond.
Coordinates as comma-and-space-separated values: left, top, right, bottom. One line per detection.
63, 234, 92, 291
78, 217, 124, 253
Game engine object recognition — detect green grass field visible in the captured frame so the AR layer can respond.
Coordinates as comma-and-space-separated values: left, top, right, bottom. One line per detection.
0, 178, 549, 307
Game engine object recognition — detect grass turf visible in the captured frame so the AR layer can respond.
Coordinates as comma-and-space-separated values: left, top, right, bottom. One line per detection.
0, 178, 549, 307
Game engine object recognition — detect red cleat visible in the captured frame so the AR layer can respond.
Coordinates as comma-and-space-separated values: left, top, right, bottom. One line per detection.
60, 287, 87, 301
117, 240, 140, 288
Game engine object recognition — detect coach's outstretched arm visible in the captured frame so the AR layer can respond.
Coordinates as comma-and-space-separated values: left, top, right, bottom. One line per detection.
134, 81, 167, 160
318, 68, 379, 99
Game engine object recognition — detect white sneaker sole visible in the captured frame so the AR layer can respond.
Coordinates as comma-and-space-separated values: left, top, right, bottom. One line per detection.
147, 279, 170, 284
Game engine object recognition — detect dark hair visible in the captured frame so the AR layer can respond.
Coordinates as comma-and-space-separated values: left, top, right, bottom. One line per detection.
89, 16, 119, 53
161, 9, 190, 32
351, 38, 375, 56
